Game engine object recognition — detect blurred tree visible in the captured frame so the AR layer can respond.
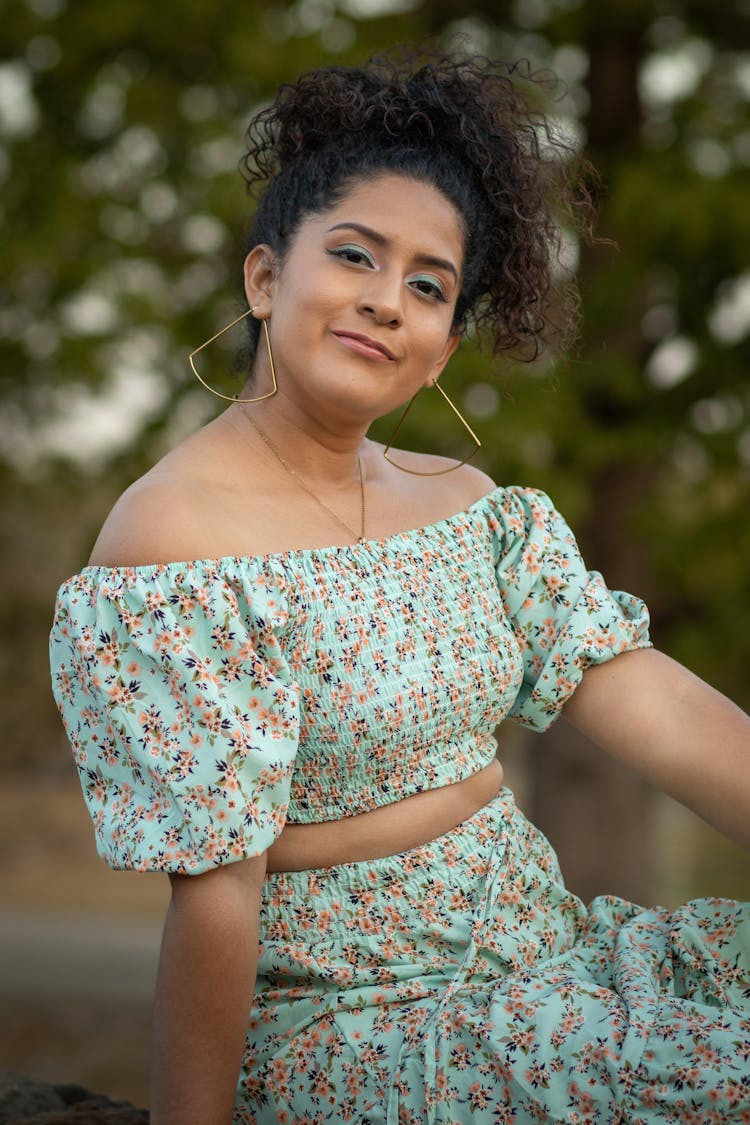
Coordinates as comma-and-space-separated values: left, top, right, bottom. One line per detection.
1, 0, 748, 901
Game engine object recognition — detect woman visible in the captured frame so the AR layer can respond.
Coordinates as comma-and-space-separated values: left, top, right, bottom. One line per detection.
50, 50, 750, 1125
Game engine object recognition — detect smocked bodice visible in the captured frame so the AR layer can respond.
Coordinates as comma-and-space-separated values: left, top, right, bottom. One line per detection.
50, 486, 650, 873
271, 509, 520, 817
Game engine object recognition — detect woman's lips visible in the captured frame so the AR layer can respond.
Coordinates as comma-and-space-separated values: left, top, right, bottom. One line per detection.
332, 332, 396, 362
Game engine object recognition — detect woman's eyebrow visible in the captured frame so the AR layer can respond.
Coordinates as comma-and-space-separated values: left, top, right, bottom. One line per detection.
326, 221, 459, 282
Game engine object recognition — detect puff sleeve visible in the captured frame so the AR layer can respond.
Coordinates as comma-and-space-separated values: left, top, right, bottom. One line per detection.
49, 561, 299, 874
488, 487, 652, 731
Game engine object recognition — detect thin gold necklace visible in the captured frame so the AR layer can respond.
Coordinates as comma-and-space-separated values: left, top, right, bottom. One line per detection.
240, 407, 367, 545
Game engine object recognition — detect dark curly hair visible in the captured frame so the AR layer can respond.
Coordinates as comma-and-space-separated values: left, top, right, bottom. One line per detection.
240, 47, 592, 362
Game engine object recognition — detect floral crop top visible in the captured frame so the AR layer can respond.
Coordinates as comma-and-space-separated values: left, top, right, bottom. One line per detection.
50, 486, 651, 874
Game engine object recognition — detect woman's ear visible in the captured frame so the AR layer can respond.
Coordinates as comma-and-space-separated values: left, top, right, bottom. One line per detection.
243, 245, 278, 317
423, 332, 461, 387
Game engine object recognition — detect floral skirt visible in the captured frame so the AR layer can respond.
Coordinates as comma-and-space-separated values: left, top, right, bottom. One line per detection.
236, 789, 750, 1123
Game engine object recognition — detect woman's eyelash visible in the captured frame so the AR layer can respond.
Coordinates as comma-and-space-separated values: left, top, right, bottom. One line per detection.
410, 277, 447, 302
328, 246, 447, 301
328, 244, 374, 266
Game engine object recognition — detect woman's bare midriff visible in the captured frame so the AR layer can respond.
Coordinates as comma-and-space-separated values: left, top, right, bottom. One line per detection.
265, 758, 504, 873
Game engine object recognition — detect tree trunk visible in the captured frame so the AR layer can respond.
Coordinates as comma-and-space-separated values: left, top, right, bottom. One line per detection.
530, 6, 659, 906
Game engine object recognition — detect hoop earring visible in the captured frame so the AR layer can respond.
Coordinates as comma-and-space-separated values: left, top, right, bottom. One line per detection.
383, 381, 481, 476
188, 306, 278, 403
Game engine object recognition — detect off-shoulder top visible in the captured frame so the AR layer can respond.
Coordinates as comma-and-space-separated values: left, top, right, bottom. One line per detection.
49, 486, 651, 874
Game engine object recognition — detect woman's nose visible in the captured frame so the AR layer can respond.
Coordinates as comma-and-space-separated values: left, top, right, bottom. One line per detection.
357, 274, 403, 326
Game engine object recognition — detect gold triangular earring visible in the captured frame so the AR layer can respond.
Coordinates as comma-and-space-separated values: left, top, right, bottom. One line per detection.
383, 379, 481, 476
188, 306, 278, 403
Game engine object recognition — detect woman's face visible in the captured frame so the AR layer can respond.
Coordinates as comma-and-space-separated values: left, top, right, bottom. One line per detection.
244, 173, 464, 426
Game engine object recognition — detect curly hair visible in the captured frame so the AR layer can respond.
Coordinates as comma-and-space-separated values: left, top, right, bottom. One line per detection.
239, 47, 592, 362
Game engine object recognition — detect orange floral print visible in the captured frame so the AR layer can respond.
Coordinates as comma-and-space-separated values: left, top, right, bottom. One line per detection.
49, 488, 749, 1121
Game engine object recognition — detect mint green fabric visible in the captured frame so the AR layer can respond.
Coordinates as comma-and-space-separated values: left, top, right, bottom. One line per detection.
49, 486, 650, 874
249, 791, 750, 1124
49, 485, 750, 1122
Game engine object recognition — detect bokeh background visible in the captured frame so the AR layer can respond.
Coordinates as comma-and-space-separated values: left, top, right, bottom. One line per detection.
2, 0, 749, 1108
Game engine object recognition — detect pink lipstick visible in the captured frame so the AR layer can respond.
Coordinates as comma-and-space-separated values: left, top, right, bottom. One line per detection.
332, 332, 396, 362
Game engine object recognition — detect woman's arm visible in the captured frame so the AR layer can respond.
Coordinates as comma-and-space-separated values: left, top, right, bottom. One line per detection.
150, 852, 267, 1125
562, 647, 750, 850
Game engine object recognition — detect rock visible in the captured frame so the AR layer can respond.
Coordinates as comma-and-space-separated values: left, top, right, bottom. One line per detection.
0, 1075, 64, 1120
0, 1074, 148, 1124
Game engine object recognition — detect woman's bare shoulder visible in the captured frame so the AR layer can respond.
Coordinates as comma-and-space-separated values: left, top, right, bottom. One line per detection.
378, 442, 497, 512
87, 470, 211, 568
87, 419, 245, 567
451, 461, 498, 506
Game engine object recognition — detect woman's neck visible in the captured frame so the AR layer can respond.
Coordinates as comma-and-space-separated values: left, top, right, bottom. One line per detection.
224, 399, 372, 491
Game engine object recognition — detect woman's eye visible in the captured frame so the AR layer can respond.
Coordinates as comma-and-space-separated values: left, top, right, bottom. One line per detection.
328, 244, 375, 267
410, 276, 447, 302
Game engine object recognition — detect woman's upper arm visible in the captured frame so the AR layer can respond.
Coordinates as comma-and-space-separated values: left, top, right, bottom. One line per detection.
50, 526, 301, 875
562, 646, 718, 774
168, 851, 268, 910
488, 487, 651, 731
562, 646, 750, 845
562, 646, 718, 758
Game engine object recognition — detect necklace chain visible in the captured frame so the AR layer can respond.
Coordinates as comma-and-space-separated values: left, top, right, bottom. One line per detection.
240, 407, 366, 545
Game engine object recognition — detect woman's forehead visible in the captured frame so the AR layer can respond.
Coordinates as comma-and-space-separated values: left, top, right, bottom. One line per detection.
302, 173, 466, 260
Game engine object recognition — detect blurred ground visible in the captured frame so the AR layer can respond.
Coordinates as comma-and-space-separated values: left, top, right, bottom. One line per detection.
0, 769, 166, 1106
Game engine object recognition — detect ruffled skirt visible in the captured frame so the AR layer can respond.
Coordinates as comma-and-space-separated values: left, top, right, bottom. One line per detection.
237, 789, 750, 1123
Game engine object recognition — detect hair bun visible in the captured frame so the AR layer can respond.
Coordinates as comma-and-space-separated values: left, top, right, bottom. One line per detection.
242, 53, 519, 192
